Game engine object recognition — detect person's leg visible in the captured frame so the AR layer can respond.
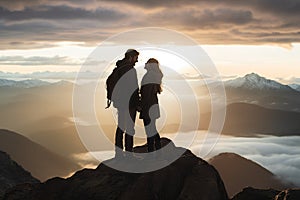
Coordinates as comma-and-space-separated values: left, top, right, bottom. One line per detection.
147, 136, 155, 152
154, 134, 161, 150
115, 127, 123, 149
125, 108, 136, 152
151, 119, 161, 150
115, 109, 125, 158
149, 119, 161, 150
143, 118, 155, 152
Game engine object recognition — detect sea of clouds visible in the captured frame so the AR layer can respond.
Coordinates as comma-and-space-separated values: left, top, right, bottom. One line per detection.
188, 134, 300, 187
73, 132, 300, 187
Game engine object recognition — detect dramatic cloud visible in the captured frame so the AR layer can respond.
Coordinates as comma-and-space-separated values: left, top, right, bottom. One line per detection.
0, 0, 300, 49
0, 6, 126, 21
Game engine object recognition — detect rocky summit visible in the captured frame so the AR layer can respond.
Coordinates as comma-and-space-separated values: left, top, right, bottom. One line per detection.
3, 138, 228, 200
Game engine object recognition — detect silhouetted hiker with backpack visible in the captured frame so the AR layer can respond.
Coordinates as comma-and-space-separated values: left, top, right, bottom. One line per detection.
140, 58, 163, 153
106, 49, 140, 159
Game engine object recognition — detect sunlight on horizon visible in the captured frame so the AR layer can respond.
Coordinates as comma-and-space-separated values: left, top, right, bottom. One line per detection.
0, 43, 300, 82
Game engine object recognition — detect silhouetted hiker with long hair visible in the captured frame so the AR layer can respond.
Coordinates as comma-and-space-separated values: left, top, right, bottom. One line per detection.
140, 58, 163, 153
109, 49, 140, 159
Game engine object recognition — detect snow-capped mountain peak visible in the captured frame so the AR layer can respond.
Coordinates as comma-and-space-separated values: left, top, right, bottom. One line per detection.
225, 73, 292, 91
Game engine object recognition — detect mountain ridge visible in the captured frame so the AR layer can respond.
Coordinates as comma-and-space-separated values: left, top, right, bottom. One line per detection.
209, 152, 287, 197
225, 73, 296, 92
0, 129, 81, 181
199, 102, 300, 135
0, 151, 39, 198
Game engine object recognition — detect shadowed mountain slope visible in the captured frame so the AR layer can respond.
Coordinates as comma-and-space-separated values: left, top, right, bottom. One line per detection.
209, 153, 286, 197
0, 129, 81, 181
0, 151, 39, 198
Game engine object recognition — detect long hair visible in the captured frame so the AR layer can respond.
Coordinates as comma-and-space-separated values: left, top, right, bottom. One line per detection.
145, 58, 163, 93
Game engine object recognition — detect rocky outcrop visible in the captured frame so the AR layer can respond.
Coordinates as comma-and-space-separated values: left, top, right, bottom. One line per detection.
0, 151, 39, 199
231, 187, 280, 200
232, 187, 300, 200
3, 138, 228, 200
275, 189, 300, 200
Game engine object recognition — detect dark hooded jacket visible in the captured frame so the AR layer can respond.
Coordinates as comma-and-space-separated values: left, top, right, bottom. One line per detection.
112, 58, 139, 109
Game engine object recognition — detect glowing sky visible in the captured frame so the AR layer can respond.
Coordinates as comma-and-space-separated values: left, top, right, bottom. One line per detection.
0, 0, 300, 82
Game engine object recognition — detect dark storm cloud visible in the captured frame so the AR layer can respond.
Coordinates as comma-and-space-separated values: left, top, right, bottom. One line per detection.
226, 0, 300, 17
0, 0, 44, 11
0, 4, 129, 49
147, 8, 254, 28
0, 5, 126, 21
102, 0, 300, 16
0, 0, 96, 11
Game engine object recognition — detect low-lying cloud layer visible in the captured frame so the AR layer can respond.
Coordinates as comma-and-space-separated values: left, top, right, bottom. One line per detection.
190, 135, 300, 186
0, 0, 300, 49
72, 134, 300, 187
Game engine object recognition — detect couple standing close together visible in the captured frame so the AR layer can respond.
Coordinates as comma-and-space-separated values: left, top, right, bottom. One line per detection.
108, 49, 163, 159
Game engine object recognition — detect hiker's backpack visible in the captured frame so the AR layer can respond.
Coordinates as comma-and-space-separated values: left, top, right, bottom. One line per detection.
105, 67, 119, 108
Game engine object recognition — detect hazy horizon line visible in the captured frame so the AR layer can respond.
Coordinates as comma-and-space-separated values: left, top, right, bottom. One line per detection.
0, 70, 299, 85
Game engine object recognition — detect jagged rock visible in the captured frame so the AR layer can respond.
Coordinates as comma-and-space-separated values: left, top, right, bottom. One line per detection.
232, 187, 300, 200
231, 187, 280, 200
275, 189, 300, 200
3, 138, 228, 200
0, 151, 39, 199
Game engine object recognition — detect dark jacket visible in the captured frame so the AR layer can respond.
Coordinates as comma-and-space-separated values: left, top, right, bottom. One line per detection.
139, 83, 161, 120
112, 59, 139, 109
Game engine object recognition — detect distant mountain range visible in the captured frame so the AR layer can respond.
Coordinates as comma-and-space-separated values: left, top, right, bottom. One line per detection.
0, 72, 299, 91
199, 102, 300, 135
0, 71, 99, 81
223, 103, 300, 135
223, 73, 300, 112
0, 129, 81, 181
1, 72, 299, 112
0, 73, 299, 153
225, 73, 294, 91
0, 79, 51, 88
0, 78, 72, 88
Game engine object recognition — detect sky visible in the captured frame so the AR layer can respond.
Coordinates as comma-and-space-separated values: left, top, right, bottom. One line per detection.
0, 0, 300, 82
